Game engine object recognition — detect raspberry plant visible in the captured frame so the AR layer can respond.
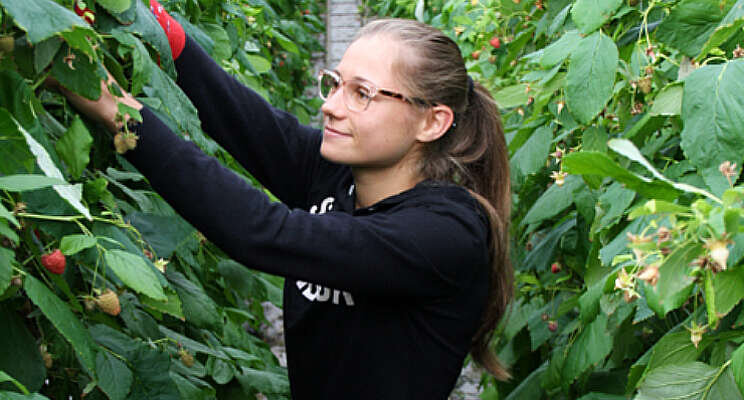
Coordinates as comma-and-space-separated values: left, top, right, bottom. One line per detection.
0, 0, 323, 398
368, 0, 744, 399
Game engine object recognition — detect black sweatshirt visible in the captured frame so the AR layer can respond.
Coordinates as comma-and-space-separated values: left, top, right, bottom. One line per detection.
125, 37, 491, 399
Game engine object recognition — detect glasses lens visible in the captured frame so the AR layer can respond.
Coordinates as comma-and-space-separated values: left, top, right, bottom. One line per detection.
344, 81, 372, 111
319, 71, 339, 100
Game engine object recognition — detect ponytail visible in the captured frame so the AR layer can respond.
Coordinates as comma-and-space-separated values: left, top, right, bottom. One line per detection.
356, 19, 514, 380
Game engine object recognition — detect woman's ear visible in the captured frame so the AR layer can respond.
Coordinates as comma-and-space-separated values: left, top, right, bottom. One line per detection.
415, 104, 454, 143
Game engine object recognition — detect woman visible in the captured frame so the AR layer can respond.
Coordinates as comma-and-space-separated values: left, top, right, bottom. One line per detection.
63, 4, 513, 398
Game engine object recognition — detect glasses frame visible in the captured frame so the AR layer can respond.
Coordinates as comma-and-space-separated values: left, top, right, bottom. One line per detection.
317, 69, 430, 112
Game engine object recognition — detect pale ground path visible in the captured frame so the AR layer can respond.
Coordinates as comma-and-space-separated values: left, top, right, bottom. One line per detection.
267, 1, 484, 397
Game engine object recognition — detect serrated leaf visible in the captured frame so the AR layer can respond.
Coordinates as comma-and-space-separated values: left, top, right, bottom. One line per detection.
24, 274, 97, 373
12, 108, 92, 219
680, 59, 744, 196
60, 234, 97, 255
0, 304, 45, 393
0, 0, 93, 44
200, 23, 231, 62
55, 116, 93, 179
562, 314, 613, 383
235, 367, 289, 394
104, 249, 166, 301
522, 175, 583, 225
96, 351, 133, 400
635, 362, 729, 400
167, 271, 220, 329
644, 242, 701, 317
562, 151, 679, 201
51, 46, 105, 100
711, 267, 744, 318
243, 53, 271, 74
570, 0, 623, 34
566, 31, 618, 124
511, 125, 552, 181
655, 0, 725, 57
33, 37, 61, 74
698, 0, 744, 60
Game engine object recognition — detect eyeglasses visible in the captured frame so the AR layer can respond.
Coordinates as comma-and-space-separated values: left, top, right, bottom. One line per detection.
317, 69, 429, 112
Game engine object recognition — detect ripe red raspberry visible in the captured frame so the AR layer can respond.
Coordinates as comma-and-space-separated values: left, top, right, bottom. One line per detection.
489, 36, 501, 49
41, 249, 66, 274
550, 262, 561, 274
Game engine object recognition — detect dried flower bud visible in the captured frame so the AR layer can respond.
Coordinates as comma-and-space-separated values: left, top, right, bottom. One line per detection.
638, 263, 660, 286
733, 44, 744, 59
655, 227, 671, 245
687, 322, 706, 348
719, 161, 737, 185
551, 146, 564, 160
705, 238, 731, 272
556, 101, 565, 115
631, 102, 644, 115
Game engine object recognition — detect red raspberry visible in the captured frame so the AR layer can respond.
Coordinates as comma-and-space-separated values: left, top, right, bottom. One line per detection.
41, 249, 66, 274
489, 36, 501, 49
550, 262, 561, 274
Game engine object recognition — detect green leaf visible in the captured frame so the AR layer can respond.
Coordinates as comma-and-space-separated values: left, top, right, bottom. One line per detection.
243, 53, 271, 74
60, 234, 97, 255
698, 0, 744, 60
493, 83, 529, 109
655, 0, 725, 57
96, 351, 133, 400
540, 30, 581, 68
635, 362, 731, 400
127, 213, 195, 258
104, 249, 166, 301
96, 0, 132, 14
51, 46, 106, 101
272, 29, 299, 55
125, 344, 180, 400
0, 304, 45, 393
562, 314, 613, 383
644, 242, 701, 317
562, 151, 679, 201
522, 175, 583, 225
0, 174, 67, 191
33, 37, 61, 74
139, 289, 183, 320
24, 274, 97, 373
733, 343, 744, 395
0, 0, 93, 44
55, 116, 93, 179
710, 267, 744, 318
645, 331, 705, 373
570, 0, 622, 34
565, 31, 618, 124
608, 139, 719, 201
511, 126, 552, 181
235, 367, 290, 394
681, 59, 744, 195
200, 23, 231, 62
650, 83, 683, 116
0, 370, 30, 395
167, 271, 220, 329
0, 248, 12, 295
5, 108, 92, 219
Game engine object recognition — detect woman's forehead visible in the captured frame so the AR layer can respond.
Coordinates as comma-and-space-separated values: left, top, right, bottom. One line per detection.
336, 35, 403, 87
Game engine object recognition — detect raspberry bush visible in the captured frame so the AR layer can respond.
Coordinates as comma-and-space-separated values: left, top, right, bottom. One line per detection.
0, 0, 323, 398
367, 0, 744, 399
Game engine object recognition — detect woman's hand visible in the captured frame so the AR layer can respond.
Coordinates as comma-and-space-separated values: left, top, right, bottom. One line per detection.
51, 74, 143, 135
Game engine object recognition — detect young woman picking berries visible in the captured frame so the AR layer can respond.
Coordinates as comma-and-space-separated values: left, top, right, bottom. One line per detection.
61, 4, 513, 398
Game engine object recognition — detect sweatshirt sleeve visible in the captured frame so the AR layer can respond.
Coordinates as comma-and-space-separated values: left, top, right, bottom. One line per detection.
172, 36, 323, 209
125, 107, 489, 299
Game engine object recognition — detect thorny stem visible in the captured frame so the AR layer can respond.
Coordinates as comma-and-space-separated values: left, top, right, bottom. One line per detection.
17, 212, 130, 228
30, 69, 52, 92
640, 0, 657, 50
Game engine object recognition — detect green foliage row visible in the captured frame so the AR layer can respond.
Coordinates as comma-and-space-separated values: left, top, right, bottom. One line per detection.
0, 0, 324, 398
369, 0, 744, 399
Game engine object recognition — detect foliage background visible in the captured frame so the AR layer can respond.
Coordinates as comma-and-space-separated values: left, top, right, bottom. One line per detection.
0, 0, 323, 398
366, 0, 744, 398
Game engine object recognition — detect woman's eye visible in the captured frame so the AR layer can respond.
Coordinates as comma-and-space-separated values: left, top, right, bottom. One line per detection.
355, 88, 370, 100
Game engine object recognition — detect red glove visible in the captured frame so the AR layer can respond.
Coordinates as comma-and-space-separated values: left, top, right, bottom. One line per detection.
149, 0, 185, 60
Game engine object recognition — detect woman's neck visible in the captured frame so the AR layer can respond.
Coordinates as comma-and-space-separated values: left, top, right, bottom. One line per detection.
351, 163, 421, 209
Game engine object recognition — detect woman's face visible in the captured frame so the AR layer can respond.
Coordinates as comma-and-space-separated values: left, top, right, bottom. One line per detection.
319, 35, 424, 169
